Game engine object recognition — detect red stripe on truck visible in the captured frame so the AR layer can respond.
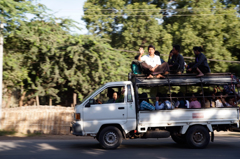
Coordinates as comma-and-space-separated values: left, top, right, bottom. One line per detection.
192, 113, 204, 119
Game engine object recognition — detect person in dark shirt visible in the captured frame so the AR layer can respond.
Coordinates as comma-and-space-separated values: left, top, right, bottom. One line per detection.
107, 92, 118, 103
107, 90, 125, 103
168, 50, 173, 63
187, 46, 210, 77
177, 92, 187, 108
168, 45, 185, 74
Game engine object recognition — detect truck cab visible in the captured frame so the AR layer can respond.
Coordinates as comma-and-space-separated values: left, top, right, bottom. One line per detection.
71, 81, 137, 140
71, 73, 239, 149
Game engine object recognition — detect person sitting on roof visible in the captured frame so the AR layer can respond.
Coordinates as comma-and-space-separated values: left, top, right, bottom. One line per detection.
168, 45, 185, 74
154, 51, 165, 64
187, 46, 210, 77
138, 45, 169, 79
168, 50, 173, 64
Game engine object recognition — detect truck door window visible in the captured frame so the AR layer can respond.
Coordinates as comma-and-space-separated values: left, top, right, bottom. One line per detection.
127, 85, 133, 102
93, 86, 125, 104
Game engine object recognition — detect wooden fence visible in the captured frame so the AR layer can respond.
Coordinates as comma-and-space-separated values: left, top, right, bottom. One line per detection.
0, 106, 74, 135
1, 106, 239, 135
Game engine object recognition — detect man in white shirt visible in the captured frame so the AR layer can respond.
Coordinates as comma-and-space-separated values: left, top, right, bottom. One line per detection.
138, 45, 169, 78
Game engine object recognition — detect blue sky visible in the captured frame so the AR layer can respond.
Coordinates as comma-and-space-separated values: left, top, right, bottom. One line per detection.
39, 0, 88, 34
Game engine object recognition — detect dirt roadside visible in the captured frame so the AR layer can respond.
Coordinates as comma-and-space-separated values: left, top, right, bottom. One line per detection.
0, 134, 91, 140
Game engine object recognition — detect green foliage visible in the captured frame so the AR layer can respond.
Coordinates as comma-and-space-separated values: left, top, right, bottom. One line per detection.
2, 0, 240, 106
4, 17, 130, 102
2, 0, 130, 105
83, 0, 172, 60
120, 3, 163, 50
26, 131, 42, 137
83, 0, 240, 73
228, 64, 240, 77
3, 52, 29, 92
163, 0, 240, 73
0, 0, 44, 35
0, 129, 16, 136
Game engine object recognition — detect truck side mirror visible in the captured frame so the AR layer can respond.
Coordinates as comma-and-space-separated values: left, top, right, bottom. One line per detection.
89, 99, 94, 104
86, 99, 94, 107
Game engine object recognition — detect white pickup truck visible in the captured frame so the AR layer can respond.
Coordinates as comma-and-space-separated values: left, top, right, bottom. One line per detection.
70, 73, 239, 149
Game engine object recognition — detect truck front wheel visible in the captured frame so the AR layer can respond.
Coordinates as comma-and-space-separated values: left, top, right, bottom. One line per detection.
186, 125, 210, 149
98, 126, 123, 149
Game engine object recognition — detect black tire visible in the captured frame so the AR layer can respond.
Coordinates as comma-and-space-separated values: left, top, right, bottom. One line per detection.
96, 137, 99, 142
186, 125, 210, 149
171, 132, 186, 144
98, 126, 123, 150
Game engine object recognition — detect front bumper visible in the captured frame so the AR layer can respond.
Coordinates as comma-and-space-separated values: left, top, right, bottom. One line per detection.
70, 122, 83, 136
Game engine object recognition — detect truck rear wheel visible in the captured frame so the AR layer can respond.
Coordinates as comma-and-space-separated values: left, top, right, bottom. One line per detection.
171, 132, 186, 144
186, 125, 210, 149
98, 126, 122, 149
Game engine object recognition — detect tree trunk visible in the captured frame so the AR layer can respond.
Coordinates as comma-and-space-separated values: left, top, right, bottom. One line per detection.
19, 91, 26, 107
73, 93, 77, 107
49, 97, 52, 106
6, 92, 12, 108
36, 95, 39, 106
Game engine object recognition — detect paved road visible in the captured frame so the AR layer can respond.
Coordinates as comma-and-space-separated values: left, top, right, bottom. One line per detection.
0, 132, 240, 159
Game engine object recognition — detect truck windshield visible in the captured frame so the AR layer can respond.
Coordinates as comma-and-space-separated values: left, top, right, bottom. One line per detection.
80, 85, 104, 104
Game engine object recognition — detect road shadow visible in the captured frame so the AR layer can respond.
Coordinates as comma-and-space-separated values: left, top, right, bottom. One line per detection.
1, 138, 240, 159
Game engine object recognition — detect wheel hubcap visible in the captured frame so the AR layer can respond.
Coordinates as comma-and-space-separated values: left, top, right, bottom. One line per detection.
193, 131, 204, 143
104, 132, 117, 145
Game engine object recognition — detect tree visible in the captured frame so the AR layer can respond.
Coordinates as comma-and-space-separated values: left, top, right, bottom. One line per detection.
2, 0, 130, 106
4, 16, 130, 105
161, 0, 240, 73
83, 0, 172, 60
83, 0, 240, 73
0, 0, 44, 34
1, 0, 43, 107
3, 52, 29, 107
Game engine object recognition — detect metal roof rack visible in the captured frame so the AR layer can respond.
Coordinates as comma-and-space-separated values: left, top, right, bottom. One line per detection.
130, 73, 237, 87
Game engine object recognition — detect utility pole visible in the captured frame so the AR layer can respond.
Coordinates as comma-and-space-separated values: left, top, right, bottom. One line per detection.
0, 23, 3, 129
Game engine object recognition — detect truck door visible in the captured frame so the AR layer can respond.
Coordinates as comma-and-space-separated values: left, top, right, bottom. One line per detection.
82, 85, 127, 133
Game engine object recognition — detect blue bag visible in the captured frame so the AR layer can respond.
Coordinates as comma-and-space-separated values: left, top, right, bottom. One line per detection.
131, 63, 141, 74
